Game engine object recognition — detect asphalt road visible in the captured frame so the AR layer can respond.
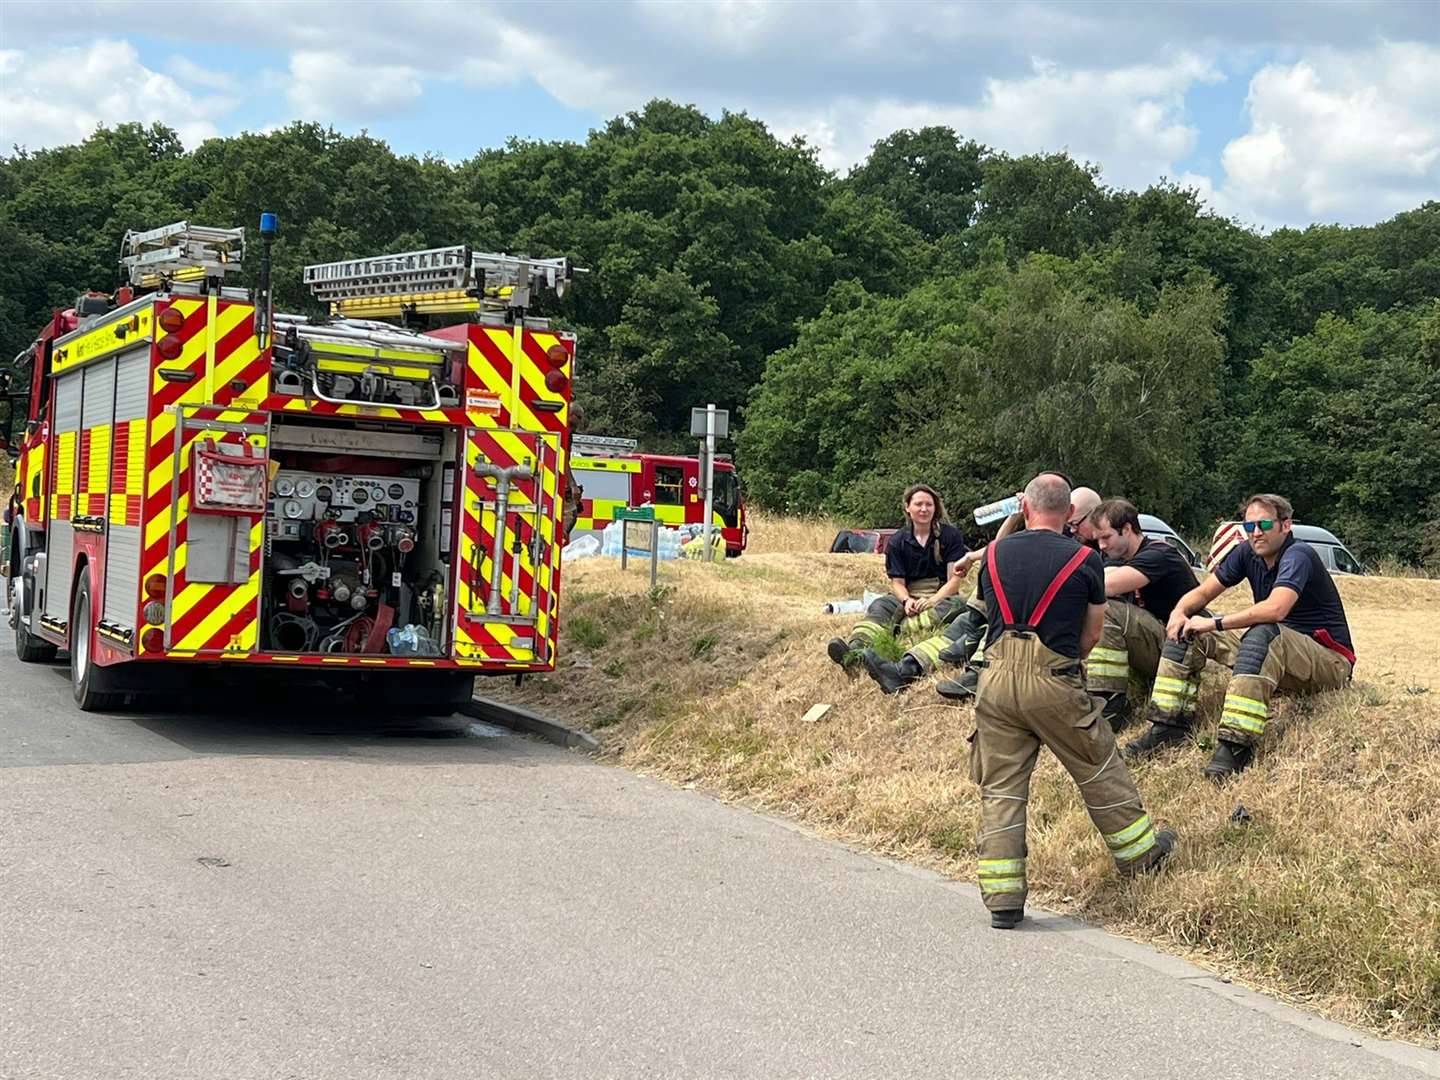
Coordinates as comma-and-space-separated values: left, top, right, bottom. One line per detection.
2, 625, 1436, 1080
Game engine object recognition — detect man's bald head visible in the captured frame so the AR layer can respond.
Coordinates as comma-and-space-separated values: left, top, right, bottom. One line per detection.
1070, 486, 1101, 521
1023, 473, 1072, 515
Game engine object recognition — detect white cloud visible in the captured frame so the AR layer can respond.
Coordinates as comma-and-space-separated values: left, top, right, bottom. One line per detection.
1212, 42, 1440, 226
286, 50, 423, 121
166, 55, 235, 91
0, 40, 232, 152
769, 53, 1218, 190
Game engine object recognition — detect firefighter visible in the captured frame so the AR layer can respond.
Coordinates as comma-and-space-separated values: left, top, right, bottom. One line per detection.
826, 484, 968, 674
1083, 498, 1206, 732
1124, 493, 1354, 780
970, 474, 1176, 929
863, 484, 1102, 697
882, 485, 1101, 700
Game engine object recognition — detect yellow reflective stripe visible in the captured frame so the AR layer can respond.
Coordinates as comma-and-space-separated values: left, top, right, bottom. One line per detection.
1105, 814, 1152, 849
978, 859, 1025, 875
980, 879, 1026, 893
1086, 663, 1130, 678
1089, 647, 1128, 662
910, 638, 944, 670
1114, 829, 1158, 863
1153, 676, 1190, 692
978, 857, 1027, 894
1224, 694, 1268, 718
1221, 712, 1266, 734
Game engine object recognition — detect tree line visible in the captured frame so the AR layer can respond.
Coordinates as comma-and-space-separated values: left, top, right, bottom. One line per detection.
2, 105, 1437, 564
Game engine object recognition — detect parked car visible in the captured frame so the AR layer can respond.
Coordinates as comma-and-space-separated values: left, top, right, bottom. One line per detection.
1139, 514, 1203, 569
829, 528, 898, 555
1214, 521, 1366, 575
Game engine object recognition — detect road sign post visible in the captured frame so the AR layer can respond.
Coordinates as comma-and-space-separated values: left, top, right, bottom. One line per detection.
690, 404, 729, 564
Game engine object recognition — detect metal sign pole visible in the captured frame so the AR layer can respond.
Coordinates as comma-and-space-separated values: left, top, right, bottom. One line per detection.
702, 402, 716, 563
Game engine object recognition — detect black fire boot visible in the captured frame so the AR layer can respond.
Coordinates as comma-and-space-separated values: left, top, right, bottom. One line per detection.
936, 667, 980, 701
936, 610, 985, 667
826, 637, 860, 675
1143, 828, 1179, 873
1098, 693, 1131, 734
990, 908, 1024, 930
1122, 721, 1191, 760
862, 650, 923, 695
1203, 740, 1254, 782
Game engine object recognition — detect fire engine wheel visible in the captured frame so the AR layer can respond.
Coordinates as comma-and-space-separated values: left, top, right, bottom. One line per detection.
8, 547, 57, 663
70, 577, 123, 713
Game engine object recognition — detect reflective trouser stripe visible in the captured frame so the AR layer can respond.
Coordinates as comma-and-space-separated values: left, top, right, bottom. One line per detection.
1220, 693, 1268, 735
978, 858, 1026, 894
1105, 814, 1157, 864
912, 608, 941, 633
1150, 675, 1198, 716
910, 635, 946, 672
1086, 644, 1131, 683
849, 619, 887, 646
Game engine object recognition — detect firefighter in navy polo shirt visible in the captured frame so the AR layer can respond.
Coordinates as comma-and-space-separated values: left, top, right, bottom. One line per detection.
969, 473, 1175, 929
1083, 498, 1218, 732
1124, 493, 1354, 780
826, 484, 968, 674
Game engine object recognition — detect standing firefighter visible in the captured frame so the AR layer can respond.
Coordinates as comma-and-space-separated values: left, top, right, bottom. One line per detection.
1125, 493, 1354, 780
971, 474, 1176, 929
826, 484, 967, 674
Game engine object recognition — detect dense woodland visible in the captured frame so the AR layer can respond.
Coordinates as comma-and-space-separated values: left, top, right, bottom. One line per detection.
2, 104, 1438, 564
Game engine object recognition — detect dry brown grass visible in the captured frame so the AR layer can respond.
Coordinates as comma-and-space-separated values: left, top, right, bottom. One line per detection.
491, 528, 1440, 1046
742, 508, 844, 556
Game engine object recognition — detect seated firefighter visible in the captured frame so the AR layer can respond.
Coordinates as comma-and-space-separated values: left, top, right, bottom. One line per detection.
1084, 498, 1216, 732
860, 485, 1103, 696
826, 484, 968, 675
1124, 492, 1355, 780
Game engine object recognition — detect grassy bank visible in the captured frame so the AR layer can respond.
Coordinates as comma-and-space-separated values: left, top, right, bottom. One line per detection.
491, 513, 1440, 1045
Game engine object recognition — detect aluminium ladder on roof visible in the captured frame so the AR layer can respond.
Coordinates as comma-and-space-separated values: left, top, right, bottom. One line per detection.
302, 245, 582, 311
119, 221, 246, 285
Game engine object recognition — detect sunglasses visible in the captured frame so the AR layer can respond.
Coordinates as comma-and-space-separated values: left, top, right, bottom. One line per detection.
1241, 519, 1277, 534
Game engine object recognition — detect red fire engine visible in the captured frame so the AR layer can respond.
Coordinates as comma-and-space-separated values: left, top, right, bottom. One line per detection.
4, 217, 578, 711
568, 434, 748, 556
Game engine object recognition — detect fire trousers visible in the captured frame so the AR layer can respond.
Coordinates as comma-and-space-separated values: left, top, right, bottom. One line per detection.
1084, 599, 1167, 695
1147, 627, 1239, 727
892, 587, 988, 674
1199, 625, 1350, 747
971, 632, 1166, 912
846, 577, 963, 649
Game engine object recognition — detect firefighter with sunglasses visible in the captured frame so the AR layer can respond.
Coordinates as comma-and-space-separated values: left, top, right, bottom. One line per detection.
1123, 493, 1354, 780
969, 473, 1175, 929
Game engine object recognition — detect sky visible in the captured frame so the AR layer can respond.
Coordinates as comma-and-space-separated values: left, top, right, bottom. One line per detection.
1, 0, 1437, 230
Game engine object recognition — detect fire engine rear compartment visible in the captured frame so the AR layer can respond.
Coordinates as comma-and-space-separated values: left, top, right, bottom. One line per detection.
261, 416, 456, 656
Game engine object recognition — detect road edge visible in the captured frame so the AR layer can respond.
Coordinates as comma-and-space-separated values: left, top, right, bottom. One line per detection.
461, 696, 600, 752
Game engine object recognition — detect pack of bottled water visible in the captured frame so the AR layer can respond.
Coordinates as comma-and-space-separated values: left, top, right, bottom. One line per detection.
599, 520, 683, 560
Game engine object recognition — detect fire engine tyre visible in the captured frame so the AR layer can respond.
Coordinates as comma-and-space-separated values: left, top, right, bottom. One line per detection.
70, 576, 123, 712
8, 543, 57, 662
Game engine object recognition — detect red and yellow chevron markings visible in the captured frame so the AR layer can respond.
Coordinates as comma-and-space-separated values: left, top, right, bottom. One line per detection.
453, 427, 563, 666
141, 402, 267, 657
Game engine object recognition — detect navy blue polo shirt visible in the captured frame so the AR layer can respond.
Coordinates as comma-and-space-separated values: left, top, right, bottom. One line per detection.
1215, 534, 1353, 651
884, 522, 967, 585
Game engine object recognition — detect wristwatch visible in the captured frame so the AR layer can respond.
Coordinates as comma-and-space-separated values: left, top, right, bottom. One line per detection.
1213, 615, 1224, 632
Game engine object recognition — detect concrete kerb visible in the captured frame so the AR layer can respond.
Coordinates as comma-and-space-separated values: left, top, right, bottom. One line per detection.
462, 696, 600, 752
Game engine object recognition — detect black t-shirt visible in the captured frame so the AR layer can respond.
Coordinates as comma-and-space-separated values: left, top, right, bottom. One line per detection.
1215, 534, 1353, 651
979, 530, 1106, 659
1106, 538, 1198, 625
885, 522, 968, 585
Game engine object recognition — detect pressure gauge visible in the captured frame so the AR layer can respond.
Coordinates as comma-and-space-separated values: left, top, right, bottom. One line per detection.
296, 478, 316, 498
371, 487, 386, 504
275, 477, 295, 497
283, 499, 305, 519
352, 488, 369, 504
315, 485, 333, 503
387, 482, 405, 500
